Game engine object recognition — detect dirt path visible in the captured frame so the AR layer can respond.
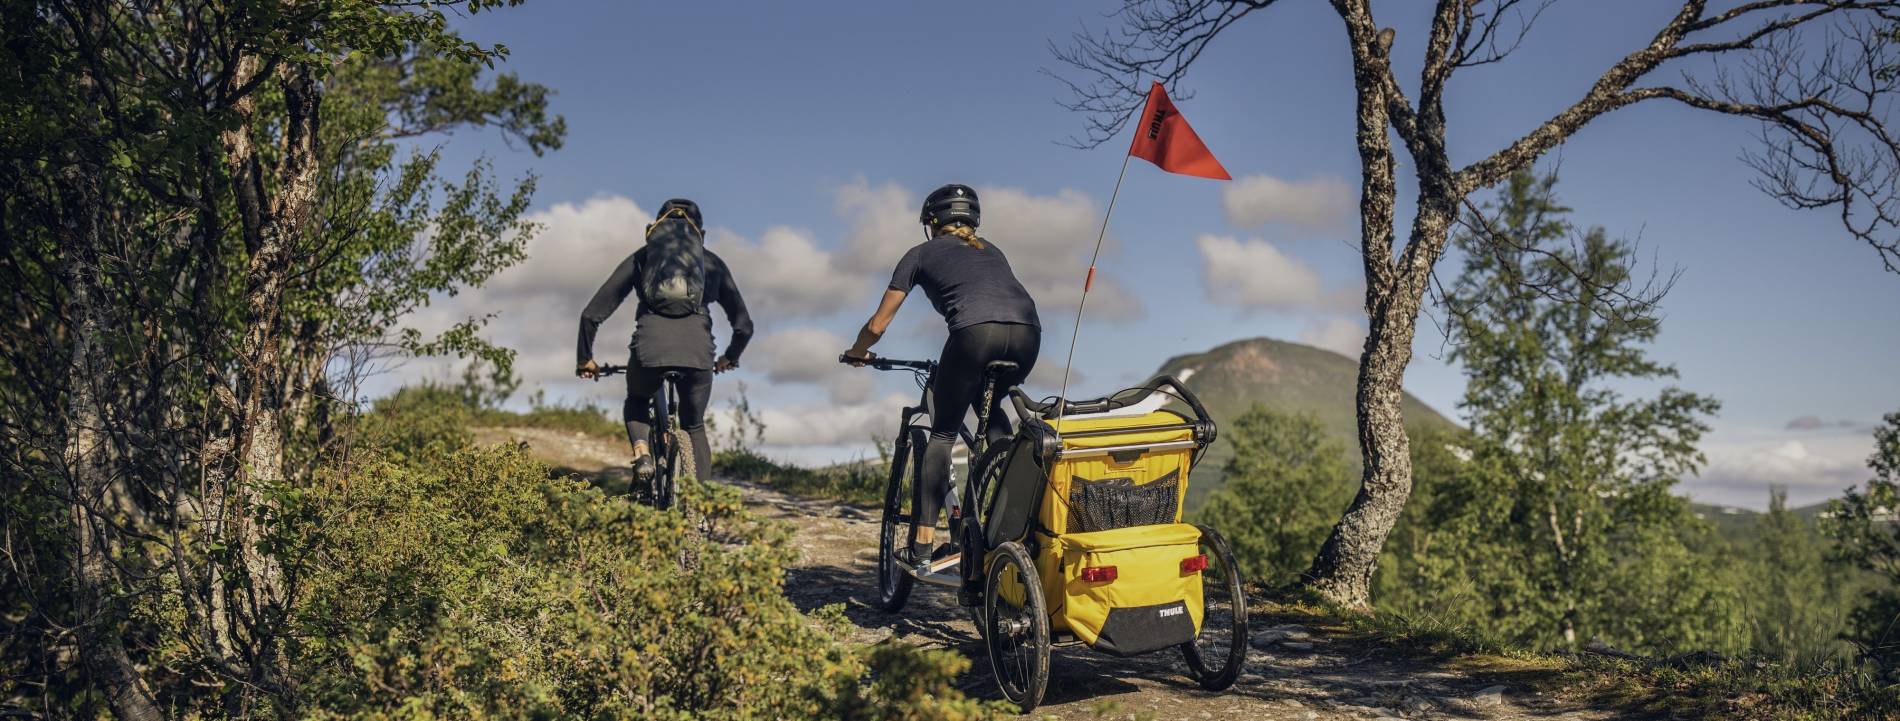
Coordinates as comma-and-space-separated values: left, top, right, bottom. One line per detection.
475, 426, 1616, 721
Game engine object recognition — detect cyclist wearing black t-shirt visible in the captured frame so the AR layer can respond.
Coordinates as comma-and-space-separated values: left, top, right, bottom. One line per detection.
843, 184, 1040, 571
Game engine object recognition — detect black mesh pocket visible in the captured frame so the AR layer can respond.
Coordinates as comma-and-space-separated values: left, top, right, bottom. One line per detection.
1068, 470, 1180, 532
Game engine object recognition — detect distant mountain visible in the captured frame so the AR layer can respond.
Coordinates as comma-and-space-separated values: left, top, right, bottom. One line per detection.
1150, 337, 1459, 508
1691, 501, 1836, 545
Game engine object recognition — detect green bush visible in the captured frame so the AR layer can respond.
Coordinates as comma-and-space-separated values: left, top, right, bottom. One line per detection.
282, 442, 992, 719
1193, 407, 1354, 587
715, 449, 885, 506
357, 384, 479, 456
481, 394, 625, 441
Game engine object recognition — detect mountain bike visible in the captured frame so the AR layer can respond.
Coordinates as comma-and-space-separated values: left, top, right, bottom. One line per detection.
840, 354, 1018, 612
595, 364, 694, 510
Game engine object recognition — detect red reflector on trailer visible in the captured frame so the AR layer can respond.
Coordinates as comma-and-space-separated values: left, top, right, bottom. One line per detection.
1080, 566, 1117, 583
1181, 554, 1209, 573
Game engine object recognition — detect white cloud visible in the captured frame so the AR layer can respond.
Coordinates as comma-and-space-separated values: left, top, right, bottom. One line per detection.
747, 327, 871, 404
834, 179, 1143, 323
1222, 175, 1355, 231
981, 186, 1142, 321
398, 195, 849, 407
1701, 439, 1864, 489
706, 226, 859, 318
733, 392, 914, 447
1684, 430, 1873, 508
1300, 318, 1366, 358
395, 195, 653, 405
1196, 234, 1329, 311
479, 195, 651, 298
835, 178, 922, 279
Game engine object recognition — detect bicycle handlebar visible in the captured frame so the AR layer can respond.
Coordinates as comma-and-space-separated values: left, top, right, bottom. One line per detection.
838, 354, 935, 372
592, 364, 627, 377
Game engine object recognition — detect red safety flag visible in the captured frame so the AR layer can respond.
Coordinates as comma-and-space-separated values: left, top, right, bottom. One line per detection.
1126, 81, 1231, 180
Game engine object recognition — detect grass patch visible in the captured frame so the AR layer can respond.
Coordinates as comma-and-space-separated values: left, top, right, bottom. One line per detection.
1249, 589, 1525, 662
1247, 587, 1900, 721
476, 400, 624, 440
714, 449, 885, 506
1543, 654, 1900, 721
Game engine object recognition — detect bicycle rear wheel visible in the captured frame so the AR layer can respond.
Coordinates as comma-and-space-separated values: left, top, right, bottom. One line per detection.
658, 427, 693, 510
966, 443, 1011, 535
876, 427, 925, 611
963, 443, 1011, 625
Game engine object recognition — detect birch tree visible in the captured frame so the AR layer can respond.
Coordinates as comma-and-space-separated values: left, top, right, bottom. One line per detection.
1, 1, 554, 713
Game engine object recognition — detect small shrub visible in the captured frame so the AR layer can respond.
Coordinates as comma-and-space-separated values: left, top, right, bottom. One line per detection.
355, 384, 477, 457
715, 449, 884, 506
287, 442, 991, 719
488, 399, 625, 440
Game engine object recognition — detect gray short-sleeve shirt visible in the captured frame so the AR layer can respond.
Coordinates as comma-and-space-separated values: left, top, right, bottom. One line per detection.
889, 235, 1040, 331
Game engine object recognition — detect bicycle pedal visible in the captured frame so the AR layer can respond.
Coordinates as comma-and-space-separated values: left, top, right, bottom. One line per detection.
925, 553, 961, 575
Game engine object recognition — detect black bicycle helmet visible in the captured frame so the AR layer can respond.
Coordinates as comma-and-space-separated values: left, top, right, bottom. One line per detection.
656, 198, 703, 228
919, 184, 979, 228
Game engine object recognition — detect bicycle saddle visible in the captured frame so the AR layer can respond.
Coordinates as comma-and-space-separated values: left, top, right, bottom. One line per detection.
985, 361, 1020, 375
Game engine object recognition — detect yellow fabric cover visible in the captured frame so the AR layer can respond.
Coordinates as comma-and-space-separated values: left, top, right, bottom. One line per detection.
1041, 410, 1194, 535
1042, 523, 1204, 646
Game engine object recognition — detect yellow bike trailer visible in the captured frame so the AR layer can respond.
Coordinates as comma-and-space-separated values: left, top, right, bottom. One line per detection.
961, 375, 1249, 711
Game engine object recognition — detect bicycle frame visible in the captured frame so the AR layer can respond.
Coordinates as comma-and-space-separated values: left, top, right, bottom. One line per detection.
876, 362, 1005, 510
848, 356, 1016, 592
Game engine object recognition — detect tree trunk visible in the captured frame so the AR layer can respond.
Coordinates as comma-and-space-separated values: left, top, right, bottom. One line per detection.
1304, 191, 1458, 608
1303, 294, 1423, 607
58, 165, 164, 721
1547, 500, 1580, 647
1300, 3, 1473, 608
1300, 5, 1427, 608
213, 57, 325, 697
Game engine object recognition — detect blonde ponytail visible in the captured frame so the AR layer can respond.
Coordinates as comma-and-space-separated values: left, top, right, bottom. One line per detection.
646, 207, 701, 237
938, 222, 985, 249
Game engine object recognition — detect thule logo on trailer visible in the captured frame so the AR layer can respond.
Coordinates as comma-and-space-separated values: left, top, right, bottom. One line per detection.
1158, 606, 1184, 618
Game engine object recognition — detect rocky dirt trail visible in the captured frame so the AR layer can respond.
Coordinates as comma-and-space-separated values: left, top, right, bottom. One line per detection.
475, 426, 1620, 721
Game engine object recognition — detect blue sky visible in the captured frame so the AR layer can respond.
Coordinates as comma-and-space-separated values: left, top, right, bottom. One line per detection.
399, 1, 1900, 509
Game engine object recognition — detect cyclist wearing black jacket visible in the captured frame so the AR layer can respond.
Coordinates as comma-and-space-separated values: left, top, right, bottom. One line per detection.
578, 199, 753, 482
843, 184, 1040, 571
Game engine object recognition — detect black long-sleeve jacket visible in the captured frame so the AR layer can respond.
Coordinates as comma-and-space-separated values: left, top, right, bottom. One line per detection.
577, 247, 753, 370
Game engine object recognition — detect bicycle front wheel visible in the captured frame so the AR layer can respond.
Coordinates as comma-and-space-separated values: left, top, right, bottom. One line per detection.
877, 427, 925, 611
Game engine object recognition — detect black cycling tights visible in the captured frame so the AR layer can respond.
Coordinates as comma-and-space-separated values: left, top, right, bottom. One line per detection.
915, 322, 1040, 545
623, 362, 714, 480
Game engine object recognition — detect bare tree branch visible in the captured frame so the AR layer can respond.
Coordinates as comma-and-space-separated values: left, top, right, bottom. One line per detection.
1455, 1, 1709, 191
1047, 0, 1281, 148
1453, 195, 1681, 324
1451, 1, 1557, 70
1636, 20, 1900, 271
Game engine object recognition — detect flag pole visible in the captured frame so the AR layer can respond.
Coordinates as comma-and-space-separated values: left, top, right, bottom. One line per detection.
1055, 151, 1134, 415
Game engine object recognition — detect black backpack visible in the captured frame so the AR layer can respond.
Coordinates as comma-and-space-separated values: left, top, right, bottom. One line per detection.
640, 207, 707, 318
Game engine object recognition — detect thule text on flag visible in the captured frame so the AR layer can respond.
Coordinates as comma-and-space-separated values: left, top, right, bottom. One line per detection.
1126, 81, 1232, 181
